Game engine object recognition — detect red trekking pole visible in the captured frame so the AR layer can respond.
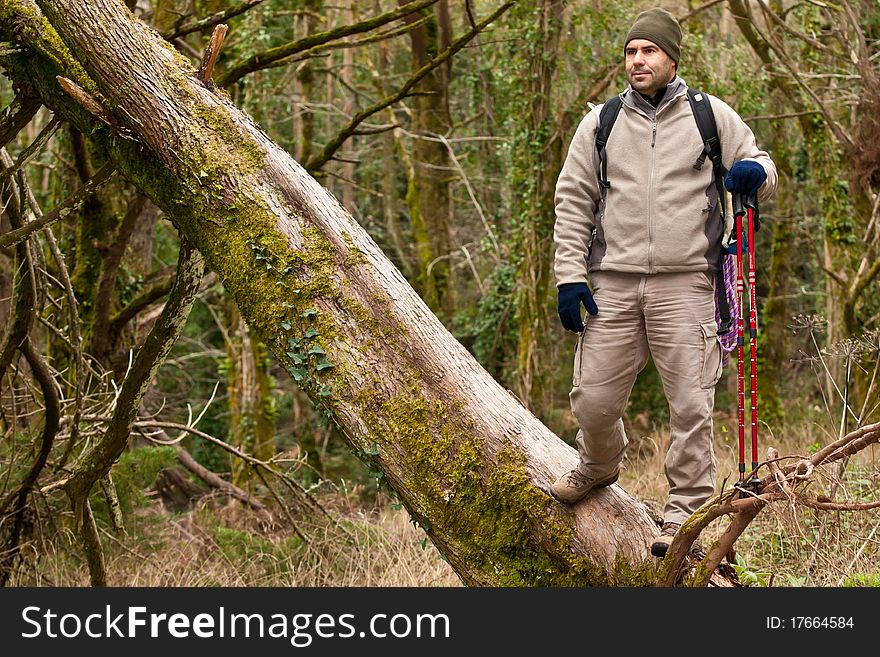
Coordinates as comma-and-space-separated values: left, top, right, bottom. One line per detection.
746, 193, 761, 493
733, 194, 747, 489
732, 192, 761, 495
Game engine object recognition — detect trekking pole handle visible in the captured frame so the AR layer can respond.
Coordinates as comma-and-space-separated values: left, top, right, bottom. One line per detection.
745, 192, 760, 231
732, 192, 745, 218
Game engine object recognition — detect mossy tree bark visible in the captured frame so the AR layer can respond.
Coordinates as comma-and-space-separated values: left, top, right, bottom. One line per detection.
0, 0, 666, 585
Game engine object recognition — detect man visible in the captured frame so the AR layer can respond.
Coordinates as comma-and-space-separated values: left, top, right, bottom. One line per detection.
550, 7, 777, 557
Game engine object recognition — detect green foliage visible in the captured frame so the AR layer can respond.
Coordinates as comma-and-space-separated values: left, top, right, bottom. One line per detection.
455, 262, 517, 375
841, 573, 880, 587
732, 553, 772, 587
89, 446, 179, 526
212, 524, 302, 564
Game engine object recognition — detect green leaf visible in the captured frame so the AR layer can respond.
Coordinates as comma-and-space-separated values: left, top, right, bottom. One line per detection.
290, 367, 308, 381
304, 327, 319, 338
301, 308, 317, 318
318, 385, 333, 397
308, 345, 326, 356
280, 319, 292, 331
315, 358, 334, 371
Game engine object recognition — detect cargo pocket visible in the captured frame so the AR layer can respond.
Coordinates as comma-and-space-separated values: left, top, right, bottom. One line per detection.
699, 320, 723, 389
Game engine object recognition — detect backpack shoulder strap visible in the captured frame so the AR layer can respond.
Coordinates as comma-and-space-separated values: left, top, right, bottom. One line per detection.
595, 96, 623, 191
686, 89, 725, 193
687, 88, 735, 334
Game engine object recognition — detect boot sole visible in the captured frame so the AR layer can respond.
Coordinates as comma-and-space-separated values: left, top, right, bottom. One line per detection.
650, 541, 670, 558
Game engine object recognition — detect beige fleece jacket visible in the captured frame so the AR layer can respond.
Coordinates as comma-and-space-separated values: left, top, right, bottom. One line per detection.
554, 77, 777, 286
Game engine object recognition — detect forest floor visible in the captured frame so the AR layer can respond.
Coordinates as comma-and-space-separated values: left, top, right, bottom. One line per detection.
9, 409, 878, 587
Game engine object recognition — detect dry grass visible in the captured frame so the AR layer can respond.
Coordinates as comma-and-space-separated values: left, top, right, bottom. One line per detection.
620, 408, 880, 586
11, 497, 462, 587
8, 405, 877, 588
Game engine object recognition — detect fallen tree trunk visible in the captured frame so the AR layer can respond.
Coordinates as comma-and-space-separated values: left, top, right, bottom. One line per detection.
0, 0, 662, 585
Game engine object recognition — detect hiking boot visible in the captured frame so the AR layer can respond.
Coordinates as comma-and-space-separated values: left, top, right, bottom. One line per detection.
650, 521, 681, 557
550, 468, 619, 504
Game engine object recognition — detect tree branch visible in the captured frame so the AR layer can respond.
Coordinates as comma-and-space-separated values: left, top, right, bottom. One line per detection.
0, 115, 60, 184
0, 161, 115, 249
108, 272, 176, 335
135, 420, 333, 527
0, 154, 36, 384
657, 422, 880, 585
196, 23, 228, 85
0, 336, 60, 586
256, 14, 432, 71
65, 238, 205, 529
742, 6, 854, 152
217, 0, 440, 87
0, 91, 41, 148
164, 0, 264, 40
175, 446, 274, 522
305, 1, 515, 173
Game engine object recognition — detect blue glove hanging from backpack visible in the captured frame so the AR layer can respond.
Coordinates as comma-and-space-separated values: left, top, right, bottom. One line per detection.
724, 233, 748, 254
725, 160, 767, 195
557, 283, 598, 333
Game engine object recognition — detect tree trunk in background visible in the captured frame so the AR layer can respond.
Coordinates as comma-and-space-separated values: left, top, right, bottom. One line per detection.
223, 300, 276, 487
294, 1, 320, 166
1, 0, 664, 585
512, 0, 565, 414
399, 0, 455, 323
68, 128, 123, 365
759, 139, 794, 425
341, 0, 357, 217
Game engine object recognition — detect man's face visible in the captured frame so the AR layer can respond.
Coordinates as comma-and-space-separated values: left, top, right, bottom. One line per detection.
625, 39, 676, 97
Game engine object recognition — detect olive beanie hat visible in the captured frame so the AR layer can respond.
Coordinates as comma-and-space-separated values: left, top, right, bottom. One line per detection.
625, 7, 682, 65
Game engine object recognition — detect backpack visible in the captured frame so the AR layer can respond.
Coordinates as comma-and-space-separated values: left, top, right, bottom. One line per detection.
594, 88, 735, 337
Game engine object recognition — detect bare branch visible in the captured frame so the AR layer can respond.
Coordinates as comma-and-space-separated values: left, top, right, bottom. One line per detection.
64, 238, 206, 528
0, 92, 42, 149
175, 446, 274, 522
256, 15, 432, 71
756, 0, 833, 54
0, 337, 61, 586
218, 0, 441, 87
305, 1, 515, 173
14, 149, 89, 469
56, 76, 113, 125
0, 153, 36, 384
0, 162, 115, 249
135, 420, 334, 526
108, 273, 176, 335
164, 0, 264, 40
196, 23, 228, 85
742, 10, 855, 151
0, 115, 60, 184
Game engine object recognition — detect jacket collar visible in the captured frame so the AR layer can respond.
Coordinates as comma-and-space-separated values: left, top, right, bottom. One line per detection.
622, 75, 687, 116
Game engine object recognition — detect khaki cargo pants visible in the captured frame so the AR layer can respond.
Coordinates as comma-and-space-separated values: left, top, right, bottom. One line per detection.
570, 270, 722, 524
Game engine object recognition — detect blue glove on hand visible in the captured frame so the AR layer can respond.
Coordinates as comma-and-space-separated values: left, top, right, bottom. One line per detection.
557, 283, 598, 333
725, 160, 767, 195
